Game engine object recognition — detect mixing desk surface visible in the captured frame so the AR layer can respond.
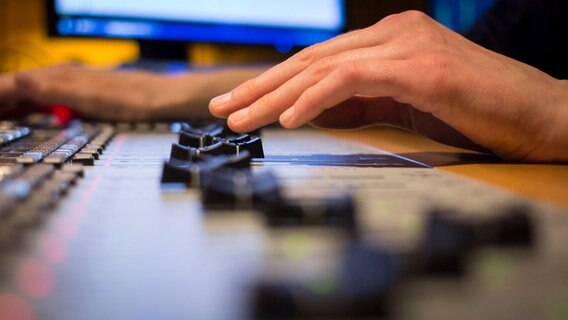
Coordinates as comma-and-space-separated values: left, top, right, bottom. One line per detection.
0, 117, 567, 320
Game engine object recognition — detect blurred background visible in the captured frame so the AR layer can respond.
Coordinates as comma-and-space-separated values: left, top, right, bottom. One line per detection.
0, 0, 497, 72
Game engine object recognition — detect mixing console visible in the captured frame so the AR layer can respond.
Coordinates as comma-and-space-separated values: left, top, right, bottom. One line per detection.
0, 117, 567, 320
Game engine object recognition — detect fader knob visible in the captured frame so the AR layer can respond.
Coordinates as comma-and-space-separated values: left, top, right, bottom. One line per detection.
238, 137, 264, 158
263, 195, 357, 231
179, 131, 205, 148
198, 142, 238, 156
253, 243, 397, 318
201, 170, 281, 210
170, 143, 195, 161
224, 150, 252, 169
421, 209, 474, 274
478, 205, 535, 246
160, 161, 197, 186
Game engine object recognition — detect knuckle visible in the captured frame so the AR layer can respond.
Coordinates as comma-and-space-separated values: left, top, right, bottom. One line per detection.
234, 78, 260, 99
299, 87, 320, 106
336, 62, 362, 84
256, 92, 276, 109
379, 12, 404, 25
309, 57, 334, 77
292, 45, 317, 65
406, 30, 442, 50
400, 10, 431, 24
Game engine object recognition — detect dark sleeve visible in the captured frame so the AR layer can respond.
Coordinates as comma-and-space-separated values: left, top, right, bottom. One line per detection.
466, 0, 568, 79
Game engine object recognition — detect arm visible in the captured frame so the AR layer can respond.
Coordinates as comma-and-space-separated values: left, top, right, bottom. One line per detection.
209, 11, 568, 162
1, 64, 265, 121
0, 73, 19, 116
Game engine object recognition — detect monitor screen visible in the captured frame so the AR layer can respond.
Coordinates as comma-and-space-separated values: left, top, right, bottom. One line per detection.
48, 0, 346, 51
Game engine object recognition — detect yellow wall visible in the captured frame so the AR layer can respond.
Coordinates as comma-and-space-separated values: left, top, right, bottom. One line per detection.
1, 0, 138, 71
0, 0, 286, 72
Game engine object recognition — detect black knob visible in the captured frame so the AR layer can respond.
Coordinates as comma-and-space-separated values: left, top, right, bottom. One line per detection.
201, 170, 281, 210
263, 195, 357, 231
477, 205, 535, 247
198, 142, 239, 156
199, 123, 225, 137
179, 131, 204, 148
252, 243, 396, 318
224, 150, 252, 169
170, 143, 195, 161
238, 137, 264, 158
160, 161, 198, 186
421, 209, 474, 274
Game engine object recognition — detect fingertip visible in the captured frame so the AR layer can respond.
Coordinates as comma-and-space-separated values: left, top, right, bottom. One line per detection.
279, 107, 299, 129
226, 109, 250, 133
280, 119, 303, 129
208, 103, 227, 119
209, 92, 233, 117
226, 118, 246, 133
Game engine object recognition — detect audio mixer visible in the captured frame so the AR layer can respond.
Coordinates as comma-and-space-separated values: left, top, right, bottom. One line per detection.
0, 117, 567, 319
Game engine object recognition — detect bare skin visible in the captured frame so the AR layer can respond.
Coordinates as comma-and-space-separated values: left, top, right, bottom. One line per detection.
209, 11, 568, 162
1, 11, 567, 162
0, 64, 263, 121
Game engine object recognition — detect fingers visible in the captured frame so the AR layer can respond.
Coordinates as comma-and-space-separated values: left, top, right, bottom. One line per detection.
280, 61, 398, 128
209, 25, 394, 118
209, 11, 437, 119
236, 58, 402, 132
226, 46, 403, 132
14, 65, 86, 107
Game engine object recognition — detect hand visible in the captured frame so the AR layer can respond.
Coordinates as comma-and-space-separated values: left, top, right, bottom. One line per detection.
11, 64, 201, 121
5, 64, 264, 121
210, 11, 568, 162
0, 73, 19, 115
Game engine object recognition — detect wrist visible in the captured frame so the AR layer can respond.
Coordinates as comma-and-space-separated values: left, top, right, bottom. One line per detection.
534, 80, 568, 162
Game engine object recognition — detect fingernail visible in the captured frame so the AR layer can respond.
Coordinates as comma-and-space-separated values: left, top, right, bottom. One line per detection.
210, 92, 232, 108
229, 108, 249, 124
280, 108, 295, 125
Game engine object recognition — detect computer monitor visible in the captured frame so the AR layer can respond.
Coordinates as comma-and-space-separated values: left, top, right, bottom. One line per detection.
46, 0, 346, 60
430, 0, 497, 32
